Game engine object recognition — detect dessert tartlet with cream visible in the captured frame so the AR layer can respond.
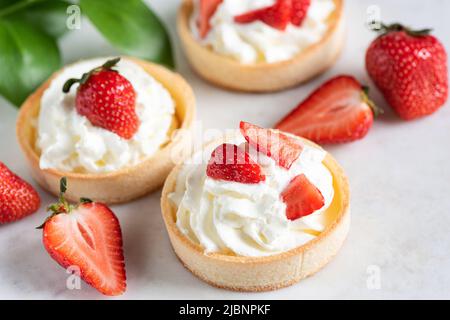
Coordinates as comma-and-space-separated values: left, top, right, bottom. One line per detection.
161, 122, 350, 291
178, 0, 345, 92
17, 57, 195, 204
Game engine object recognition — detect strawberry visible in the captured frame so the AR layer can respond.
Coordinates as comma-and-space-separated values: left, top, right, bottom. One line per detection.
291, 0, 310, 26
207, 143, 265, 184
275, 75, 381, 144
234, 0, 292, 30
281, 174, 324, 220
63, 57, 139, 140
0, 162, 40, 224
366, 23, 448, 120
197, 0, 223, 38
240, 121, 303, 170
38, 178, 126, 296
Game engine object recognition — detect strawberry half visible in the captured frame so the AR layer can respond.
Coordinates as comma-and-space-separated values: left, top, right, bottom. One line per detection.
291, 0, 310, 26
197, 0, 223, 38
240, 121, 303, 170
275, 75, 381, 144
366, 23, 448, 120
63, 57, 139, 140
38, 178, 126, 296
206, 143, 265, 184
234, 0, 292, 30
0, 162, 40, 224
281, 174, 324, 220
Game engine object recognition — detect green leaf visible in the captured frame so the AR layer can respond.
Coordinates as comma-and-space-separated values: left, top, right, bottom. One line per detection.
0, 0, 18, 9
0, 19, 61, 106
9, 0, 73, 38
80, 0, 174, 68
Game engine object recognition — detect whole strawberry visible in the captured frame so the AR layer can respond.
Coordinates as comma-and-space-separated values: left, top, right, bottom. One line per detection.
366, 23, 448, 120
63, 57, 139, 139
0, 162, 40, 224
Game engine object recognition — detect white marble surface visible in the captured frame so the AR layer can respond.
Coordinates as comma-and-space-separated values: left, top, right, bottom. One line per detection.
0, 0, 449, 299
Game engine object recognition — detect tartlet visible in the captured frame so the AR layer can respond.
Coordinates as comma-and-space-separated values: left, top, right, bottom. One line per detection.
17, 57, 196, 204
178, 0, 345, 92
161, 131, 350, 291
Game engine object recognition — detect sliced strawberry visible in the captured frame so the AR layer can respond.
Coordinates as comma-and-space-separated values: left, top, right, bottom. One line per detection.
281, 174, 324, 220
291, 0, 310, 26
206, 143, 265, 184
275, 75, 381, 144
234, 0, 292, 30
197, 0, 223, 38
239, 121, 303, 170
0, 161, 40, 224
40, 178, 126, 296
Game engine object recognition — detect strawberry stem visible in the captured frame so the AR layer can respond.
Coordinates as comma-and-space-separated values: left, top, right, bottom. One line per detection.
361, 86, 383, 117
36, 177, 74, 229
62, 57, 121, 93
374, 22, 432, 37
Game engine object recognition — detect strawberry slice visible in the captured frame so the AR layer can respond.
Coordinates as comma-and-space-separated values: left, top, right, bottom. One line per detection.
239, 121, 303, 170
291, 0, 310, 26
234, 0, 292, 30
39, 178, 126, 296
197, 0, 223, 38
207, 143, 265, 184
275, 75, 381, 144
281, 174, 324, 220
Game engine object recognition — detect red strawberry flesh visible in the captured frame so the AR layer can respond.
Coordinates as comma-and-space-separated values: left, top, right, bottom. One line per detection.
291, 0, 310, 26
197, 0, 223, 38
240, 121, 303, 169
43, 202, 126, 296
234, 0, 292, 30
206, 143, 265, 184
275, 75, 378, 144
281, 174, 324, 220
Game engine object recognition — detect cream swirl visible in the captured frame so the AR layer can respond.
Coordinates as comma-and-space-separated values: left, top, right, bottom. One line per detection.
36, 57, 175, 173
190, 0, 336, 64
169, 134, 334, 257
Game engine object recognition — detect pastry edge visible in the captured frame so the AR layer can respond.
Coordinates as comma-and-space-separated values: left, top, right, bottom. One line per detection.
16, 57, 196, 204
177, 0, 346, 92
160, 135, 351, 292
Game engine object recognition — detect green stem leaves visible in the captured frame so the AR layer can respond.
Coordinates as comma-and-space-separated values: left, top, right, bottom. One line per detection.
0, 0, 174, 107
80, 0, 174, 68
0, 18, 61, 106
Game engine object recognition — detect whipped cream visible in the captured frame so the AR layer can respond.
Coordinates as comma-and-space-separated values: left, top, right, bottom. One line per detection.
190, 0, 336, 64
36, 58, 175, 173
169, 134, 334, 257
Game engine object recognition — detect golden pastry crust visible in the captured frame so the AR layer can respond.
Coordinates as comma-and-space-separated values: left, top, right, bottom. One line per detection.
177, 0, 345, 92
161, 135, 350, 292
16, 57, 196, 204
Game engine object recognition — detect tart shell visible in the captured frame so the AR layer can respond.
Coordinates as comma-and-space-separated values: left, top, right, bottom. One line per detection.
177, 0, 345, 92
16, 57, 196, 204
161, 135, 350, 292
